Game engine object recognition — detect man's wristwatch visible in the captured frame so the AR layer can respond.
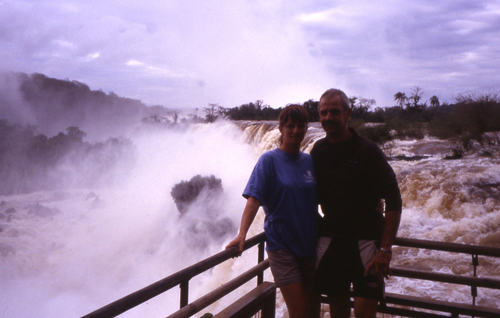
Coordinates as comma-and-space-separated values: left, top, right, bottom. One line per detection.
379, 247, 392, 253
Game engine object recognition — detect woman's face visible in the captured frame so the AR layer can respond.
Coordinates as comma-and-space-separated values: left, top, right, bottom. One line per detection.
279, 118, 307, 148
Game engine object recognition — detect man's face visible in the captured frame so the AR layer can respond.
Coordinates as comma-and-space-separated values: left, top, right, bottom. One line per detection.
318, 95, 351, 138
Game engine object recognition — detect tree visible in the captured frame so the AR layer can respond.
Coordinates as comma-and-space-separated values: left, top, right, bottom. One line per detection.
357, 97, 376, 113
255, 100, 266, 111
349, 96, 358, 109
430, 95, 440, 107
66, 126, 86, 142
302, 99, 319, 122
351, 97, 376, 120
394, 92, 407, 108
408, 86, 424, 109
204, 103, 219, 123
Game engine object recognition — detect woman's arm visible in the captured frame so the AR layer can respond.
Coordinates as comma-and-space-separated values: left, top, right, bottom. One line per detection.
225, 196, 261, 254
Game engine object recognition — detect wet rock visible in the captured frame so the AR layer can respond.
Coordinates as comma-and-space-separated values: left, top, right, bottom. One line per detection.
0, 243, 15, 257
171, 175, 223, 214
53, 191, 71, 201
86, 192, 97, 200
91, 196, 105, 209
5, 207, 16, 214
171, 175, 235, 249
392, 155, 430, 161
27, 203, 60, 217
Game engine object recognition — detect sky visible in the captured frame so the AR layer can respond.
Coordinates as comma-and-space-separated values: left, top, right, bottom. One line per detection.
1, 0, 500, 110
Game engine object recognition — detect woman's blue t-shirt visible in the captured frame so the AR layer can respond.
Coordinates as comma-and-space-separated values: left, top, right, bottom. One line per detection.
243, 148, 318, 257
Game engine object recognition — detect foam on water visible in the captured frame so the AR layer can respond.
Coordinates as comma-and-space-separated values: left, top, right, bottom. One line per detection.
0, 121, 262, 317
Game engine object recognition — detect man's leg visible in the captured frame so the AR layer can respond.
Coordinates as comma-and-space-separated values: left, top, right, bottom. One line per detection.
328, 295, 351, 318
280, 282, 308, 318
353, 297, 378, 318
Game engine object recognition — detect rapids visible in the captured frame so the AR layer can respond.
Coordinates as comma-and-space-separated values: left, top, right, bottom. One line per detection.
0, 120, 499, 317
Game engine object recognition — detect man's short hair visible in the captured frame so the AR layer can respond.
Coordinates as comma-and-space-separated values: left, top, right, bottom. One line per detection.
320, 89, 350, 111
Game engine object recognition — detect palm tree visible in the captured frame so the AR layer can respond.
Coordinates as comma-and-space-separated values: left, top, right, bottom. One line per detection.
394, 92, 407, 108
430, 95, 440, 107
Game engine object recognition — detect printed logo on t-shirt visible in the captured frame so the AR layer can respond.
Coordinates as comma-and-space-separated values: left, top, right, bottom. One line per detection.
304, 170, 315, 183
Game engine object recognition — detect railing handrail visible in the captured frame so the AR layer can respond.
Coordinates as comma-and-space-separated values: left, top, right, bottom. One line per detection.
390, 267, 500, 289
394, 237, 500, 257
82, 233, 500, 318
82, 233, 266, 318
167, 260, 270, 318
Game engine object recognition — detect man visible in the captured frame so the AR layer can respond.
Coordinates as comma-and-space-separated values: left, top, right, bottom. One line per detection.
311, 88, 402, 318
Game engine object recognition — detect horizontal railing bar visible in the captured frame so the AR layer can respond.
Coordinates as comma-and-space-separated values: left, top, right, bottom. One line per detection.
166, 259, 270, 318
394, 237, 500, 257
391, 267, 500, 289
379, 306, 449, 318
82, 233, 266, 318
213, 282, 276, 318
384, 292, 500, 318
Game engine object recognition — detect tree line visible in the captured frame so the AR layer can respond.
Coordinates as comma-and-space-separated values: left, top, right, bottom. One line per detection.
0, 119, 133, 194
206, 87, 500, 157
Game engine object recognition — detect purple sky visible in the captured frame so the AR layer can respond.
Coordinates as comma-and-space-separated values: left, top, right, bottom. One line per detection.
1, 0, 499, 109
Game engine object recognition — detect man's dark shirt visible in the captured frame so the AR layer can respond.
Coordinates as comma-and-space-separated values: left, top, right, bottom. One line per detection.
311, 128, 402, 240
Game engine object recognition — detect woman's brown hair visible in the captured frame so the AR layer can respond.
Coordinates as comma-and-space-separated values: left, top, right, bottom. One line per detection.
278, 104, 309, 145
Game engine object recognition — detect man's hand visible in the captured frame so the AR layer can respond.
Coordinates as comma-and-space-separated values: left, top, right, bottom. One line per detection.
364, 249, 392, 279
366, 210, 400, 279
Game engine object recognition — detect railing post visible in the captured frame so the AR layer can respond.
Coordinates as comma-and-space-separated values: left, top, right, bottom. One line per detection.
258, 241, 265, 285
471, 254, 478, 308
261, 286, 276, 318
180, 280, 189, 308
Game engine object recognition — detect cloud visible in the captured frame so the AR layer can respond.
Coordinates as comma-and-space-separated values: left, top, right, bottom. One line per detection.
1, 0, 499, 110
299, 0, 500, 105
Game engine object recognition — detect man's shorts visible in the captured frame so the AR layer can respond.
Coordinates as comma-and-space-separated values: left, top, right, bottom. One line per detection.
267, 249, 316, 290
315, 236, 384, 300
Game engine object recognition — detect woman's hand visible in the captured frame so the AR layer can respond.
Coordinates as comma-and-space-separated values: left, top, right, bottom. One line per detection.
225, 196, 261, 256
226, 233, 246, 256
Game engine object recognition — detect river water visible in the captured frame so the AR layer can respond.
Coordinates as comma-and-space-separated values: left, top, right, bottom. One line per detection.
0, 121, 499, 317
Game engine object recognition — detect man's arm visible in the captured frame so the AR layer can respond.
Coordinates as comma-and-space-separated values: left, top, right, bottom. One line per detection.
364, 210, 401, 278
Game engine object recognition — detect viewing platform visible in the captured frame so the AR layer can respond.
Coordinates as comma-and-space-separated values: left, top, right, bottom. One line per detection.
83, 233, 500, 318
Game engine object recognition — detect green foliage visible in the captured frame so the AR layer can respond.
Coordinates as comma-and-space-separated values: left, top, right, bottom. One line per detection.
223, 99, 318, 121
444, 148, 464, 160
224, 100, 282, 121
428, 93, 500, 151
0, 120, 133, 194
357, 124, 393, 144
349, 118, 392, 145
386, 117, 425, 140
302, 99, 319, 122
7, 72, 150, 136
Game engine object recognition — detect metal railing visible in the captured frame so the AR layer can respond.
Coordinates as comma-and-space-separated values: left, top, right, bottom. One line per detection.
393, 237, 500, 305
82, 233, 500, 318
377, 237, 500, 317
82, 233, 267, 318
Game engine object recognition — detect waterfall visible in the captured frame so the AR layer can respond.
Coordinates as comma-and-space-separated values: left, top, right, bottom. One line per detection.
1, 120, 499, 317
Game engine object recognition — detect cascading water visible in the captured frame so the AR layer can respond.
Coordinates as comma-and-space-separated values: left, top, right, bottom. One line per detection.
1, 120, 499, 317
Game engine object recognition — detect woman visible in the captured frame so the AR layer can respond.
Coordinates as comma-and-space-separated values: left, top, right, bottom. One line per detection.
226, 105, 318, 318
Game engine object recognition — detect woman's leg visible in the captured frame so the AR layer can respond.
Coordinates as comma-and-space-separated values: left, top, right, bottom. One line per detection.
280, 282, 308, 318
